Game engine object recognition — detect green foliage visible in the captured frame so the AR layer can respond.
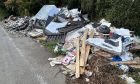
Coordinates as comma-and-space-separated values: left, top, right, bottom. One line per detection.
0, 0, 5, 8
81, 0, 95, 19
65, 0, 112, 19
40, 40, 57, 53
0, 0, 9, 20
65, 0, 80, 9
106, 0, 140, 35
5, 0, 19, 15
18, 2, 30, 16
0, 0, 140, 35
65, 0, 140, 35
8, 0, 63, 16
39, 40, 64, 56
0, 9, 9, 21
128, 69, 140, 83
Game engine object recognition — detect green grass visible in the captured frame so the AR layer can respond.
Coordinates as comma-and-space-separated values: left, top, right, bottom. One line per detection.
39, 40, 65, 56
128, 69, 140, 84
40, 40, 57, 52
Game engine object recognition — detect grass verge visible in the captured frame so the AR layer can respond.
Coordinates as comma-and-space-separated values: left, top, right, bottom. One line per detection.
39, 40, 64, 56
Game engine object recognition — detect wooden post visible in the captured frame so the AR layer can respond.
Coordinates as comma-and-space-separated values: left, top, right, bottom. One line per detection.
129, 65, 140, 68
110, 61, 139, 65
75, 37, 80, 78
80, 30, 94, 72
84, 30, 94, 65
80, 29, 89, 66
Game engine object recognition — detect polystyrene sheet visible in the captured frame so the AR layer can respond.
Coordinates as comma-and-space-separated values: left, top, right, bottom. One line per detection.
45, 21, 68, 33
32, 5, 59, 20
86, 38, 122, 54
115, 28, 130, 37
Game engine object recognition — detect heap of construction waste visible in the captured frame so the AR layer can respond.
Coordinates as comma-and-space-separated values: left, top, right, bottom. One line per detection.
3, 5, 140, 84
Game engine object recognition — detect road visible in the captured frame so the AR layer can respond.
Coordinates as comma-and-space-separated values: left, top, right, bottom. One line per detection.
0, 25, 65, 84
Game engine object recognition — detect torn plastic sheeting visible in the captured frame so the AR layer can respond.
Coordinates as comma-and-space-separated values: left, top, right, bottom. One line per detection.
82, 14, 89, 21
115, 28, 131, 38
86, 38, 122, 54
121, 74, 136, 84
45, 21, 68, 33
8, 18, 27, 28
118, 64, 129, 72
59, 7, 69, 16
100, 19, 109, 23
58, 21, 85, 33
65, 24, 94, 42
60, 8, 81, 18
28, 29, 43, 37
97, 25, 110, 34
92, 23, 101, 28
112, 52, 133, 62
100, 19, 111, 27
120, 52, 133, 61
45, 16, 54, 26
72, 17, 81, 21
31, 5, 60, 20
50, 61, 62, 67
101, 22, 111, 27
69, 9, 81, 17
48, 56, 63, 67
8, 17, 30, 31
57, 16, 68, 22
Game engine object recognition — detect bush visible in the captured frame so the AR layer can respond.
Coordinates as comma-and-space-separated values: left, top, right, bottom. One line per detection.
0, 9, 9, 21
106, 0, 140, 35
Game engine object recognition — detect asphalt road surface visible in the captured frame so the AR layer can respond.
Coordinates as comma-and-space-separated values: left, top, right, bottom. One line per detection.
0, 25, 65, 84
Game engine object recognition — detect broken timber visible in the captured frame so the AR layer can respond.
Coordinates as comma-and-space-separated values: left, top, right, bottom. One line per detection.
80, 29, 89, 66
110, 59, 140, 65
84, 30, 94, 65
129, 65, 140, 68
80, 30, 94, 72
75, 37, 80, 78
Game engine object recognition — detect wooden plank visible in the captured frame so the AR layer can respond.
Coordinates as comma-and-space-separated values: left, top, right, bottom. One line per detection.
80, 29, 89, 66
84, 30, 94, 65
129, 46, 140, 53
129, 65, 140, 68
81, 30, 94, 73
75, 37, 80, 78
110, 61, 139, 65
80, 67, 84, 74
110, 57, 140, 65
96, 51, 112, 58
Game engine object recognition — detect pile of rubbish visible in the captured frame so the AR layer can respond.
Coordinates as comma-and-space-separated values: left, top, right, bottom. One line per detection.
3, 5, 140, 84
48, 19, 140, 83
66, 56, 125, 84
4, 15, 30, 32
3, 5, 86, 41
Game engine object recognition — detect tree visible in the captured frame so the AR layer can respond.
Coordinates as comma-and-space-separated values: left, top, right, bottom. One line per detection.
106, 0, 140, 35
0, 0, 6, 8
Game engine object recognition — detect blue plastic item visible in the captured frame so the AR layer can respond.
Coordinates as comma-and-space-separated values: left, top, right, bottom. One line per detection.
112, 55, 122, 61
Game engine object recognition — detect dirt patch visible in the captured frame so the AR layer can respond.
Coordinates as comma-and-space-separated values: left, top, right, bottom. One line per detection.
66, 55, 125, 84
